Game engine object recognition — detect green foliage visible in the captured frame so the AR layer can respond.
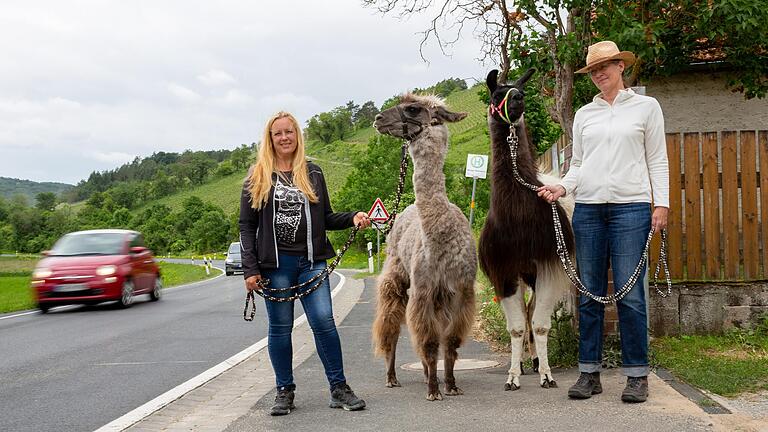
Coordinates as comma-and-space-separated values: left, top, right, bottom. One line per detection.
35, 192, 57, 211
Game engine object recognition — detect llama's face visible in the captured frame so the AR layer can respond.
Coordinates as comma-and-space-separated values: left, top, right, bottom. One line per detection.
486, 68, 535, 124
373, 96, 467, 140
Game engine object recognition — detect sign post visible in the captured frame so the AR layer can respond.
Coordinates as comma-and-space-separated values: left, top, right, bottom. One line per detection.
368, 198, 390, 272
465, 154, 489, 226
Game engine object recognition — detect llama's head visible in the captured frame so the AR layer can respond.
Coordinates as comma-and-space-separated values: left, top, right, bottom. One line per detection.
373, 94, 467, 141
486, 68, 535, 125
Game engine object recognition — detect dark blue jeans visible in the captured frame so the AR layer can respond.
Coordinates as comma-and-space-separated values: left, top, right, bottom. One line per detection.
261, 254, 346, 390
573, 203, 651, 377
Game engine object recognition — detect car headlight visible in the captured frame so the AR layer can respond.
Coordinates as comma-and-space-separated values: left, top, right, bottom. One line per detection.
33, 268, 52, 279
225, 259, 233, 263
96, 265, 117, 276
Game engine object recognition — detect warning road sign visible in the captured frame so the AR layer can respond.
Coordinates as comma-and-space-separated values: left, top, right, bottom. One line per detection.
367, 197, 390, 222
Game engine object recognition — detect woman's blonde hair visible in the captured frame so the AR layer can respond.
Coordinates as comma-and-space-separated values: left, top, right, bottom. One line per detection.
247, 111, 318, 209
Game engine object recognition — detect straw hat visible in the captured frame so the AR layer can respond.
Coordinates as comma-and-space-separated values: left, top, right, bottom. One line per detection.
576, 41, 636, 74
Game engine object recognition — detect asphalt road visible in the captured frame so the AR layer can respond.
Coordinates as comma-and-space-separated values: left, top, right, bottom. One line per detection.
0, 265, 339, 432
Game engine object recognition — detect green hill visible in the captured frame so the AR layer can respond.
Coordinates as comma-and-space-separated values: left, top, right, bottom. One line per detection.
121, 85, 490, 216
0, 177, 74, 203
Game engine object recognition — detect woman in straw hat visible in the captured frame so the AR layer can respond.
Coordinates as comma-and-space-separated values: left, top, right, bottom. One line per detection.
538, 41, 669, 403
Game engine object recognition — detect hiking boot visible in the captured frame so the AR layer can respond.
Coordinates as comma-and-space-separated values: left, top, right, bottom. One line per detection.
270, 388, 295, 416
329, 383, 366, 411
622, 376, 649, 403
568, 372, 602, 399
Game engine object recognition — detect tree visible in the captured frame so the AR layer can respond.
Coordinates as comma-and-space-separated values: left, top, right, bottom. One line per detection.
230, 144, 254, 170
364, 0, 768, 144
354, 101, 380, 129
35, 192, 57, 212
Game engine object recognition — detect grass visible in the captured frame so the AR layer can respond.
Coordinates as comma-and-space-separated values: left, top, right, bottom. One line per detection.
0, 258, 216, 314
652, 319, 768, 396
0, 275, 36, 313
158, 261, 218, 287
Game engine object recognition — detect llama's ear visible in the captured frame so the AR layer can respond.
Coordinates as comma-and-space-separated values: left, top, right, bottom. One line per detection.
513, 68, 536, 88
434, 106, 468, 124
486, 70, 499, 92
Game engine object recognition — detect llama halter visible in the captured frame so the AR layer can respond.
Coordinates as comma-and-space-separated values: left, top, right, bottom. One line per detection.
504, 125, 672, 304
489, 87, 521, 125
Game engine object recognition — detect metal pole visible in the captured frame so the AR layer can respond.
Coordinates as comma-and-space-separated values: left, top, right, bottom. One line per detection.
469, 176, 478, 226
376, 228, 381, 272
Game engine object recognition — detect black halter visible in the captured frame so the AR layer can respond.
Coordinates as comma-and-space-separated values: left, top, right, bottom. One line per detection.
396, 105, 425, 140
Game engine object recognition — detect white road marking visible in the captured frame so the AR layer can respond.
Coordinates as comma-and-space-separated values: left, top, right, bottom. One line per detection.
94, 361, 209, 366
94, 271, 346, 432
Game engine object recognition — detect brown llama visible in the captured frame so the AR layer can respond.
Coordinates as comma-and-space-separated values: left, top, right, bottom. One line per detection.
371, 94, 476, 401
479, 69, 576, 391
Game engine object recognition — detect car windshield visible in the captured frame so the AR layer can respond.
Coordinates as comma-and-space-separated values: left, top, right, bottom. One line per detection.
50, 233, 125, 256
228, 243, 241, 255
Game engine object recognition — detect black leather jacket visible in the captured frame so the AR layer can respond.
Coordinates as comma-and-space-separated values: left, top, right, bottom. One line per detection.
238, 162, 356, 278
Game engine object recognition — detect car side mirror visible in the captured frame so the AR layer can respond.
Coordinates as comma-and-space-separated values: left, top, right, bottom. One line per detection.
130, 246, 147, 254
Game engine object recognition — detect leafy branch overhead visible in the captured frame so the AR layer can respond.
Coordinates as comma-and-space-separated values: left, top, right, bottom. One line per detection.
363, 0, 768, 143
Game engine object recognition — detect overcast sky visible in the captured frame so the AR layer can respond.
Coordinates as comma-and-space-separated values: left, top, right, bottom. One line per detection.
0, 1, 490, 185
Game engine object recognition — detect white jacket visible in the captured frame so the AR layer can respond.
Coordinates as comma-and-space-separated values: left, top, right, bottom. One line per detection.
559, 88, 670, 208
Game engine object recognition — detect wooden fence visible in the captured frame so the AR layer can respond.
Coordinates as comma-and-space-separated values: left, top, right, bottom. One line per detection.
543, 130, 768, 282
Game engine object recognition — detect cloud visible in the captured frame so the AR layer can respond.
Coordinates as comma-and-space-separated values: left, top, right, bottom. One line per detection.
198, 70, 237, 87
0, 0, 488, 184
91, 151, 135, 165
167, 83, 201, 102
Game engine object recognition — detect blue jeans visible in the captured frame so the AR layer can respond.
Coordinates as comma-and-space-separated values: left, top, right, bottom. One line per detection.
261, 254, 346, 390
573, 203, 651, 377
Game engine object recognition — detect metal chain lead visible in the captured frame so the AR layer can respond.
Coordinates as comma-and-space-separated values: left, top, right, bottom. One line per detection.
245, 139, 412, 319
506, 126, 672, 304
244, 224, 360, 320
372, 140, 410, 235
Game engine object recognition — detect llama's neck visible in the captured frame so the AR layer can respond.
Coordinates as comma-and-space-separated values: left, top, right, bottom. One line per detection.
410, 128, 451, 226
489, 117, 539, 188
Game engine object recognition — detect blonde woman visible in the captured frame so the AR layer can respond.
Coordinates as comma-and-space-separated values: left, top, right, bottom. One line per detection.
239, 111, 370, 415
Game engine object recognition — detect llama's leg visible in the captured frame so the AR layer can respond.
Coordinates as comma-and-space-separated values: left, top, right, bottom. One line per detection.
500, 285, 526, 391
372, 257, 409, 388
442, 281, 475, 396
407, 292, 443, 401
527, 288, 539, 373
531, 261, 565, 388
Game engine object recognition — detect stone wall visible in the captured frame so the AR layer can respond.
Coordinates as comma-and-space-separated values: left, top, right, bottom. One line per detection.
648, 282, 768, 336
644, 71, 768, 133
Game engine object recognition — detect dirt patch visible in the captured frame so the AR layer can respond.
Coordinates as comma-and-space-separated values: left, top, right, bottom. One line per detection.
704, 348, 768, 360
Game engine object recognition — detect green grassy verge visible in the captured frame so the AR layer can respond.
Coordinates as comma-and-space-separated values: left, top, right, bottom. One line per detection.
0, 275, 35, 313
158, 262, 218, 287
652, 320, 768, 396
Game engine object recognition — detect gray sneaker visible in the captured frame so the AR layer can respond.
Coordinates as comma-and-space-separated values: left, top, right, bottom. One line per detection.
568, 372, 603, 399
270, 388, 295, 416
329, 383, 366, 411
622, 376, 649, 403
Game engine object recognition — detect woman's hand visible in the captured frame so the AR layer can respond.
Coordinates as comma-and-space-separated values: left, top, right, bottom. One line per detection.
537, 184, 566, 203
652, 207, 669, 231
245, 274, 263, 292
353, 211, 371, 229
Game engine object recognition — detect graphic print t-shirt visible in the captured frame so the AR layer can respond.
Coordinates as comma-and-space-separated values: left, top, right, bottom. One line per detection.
274, 172, 308, 255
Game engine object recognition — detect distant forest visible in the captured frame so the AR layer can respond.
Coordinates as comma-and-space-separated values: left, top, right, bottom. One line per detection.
0, 177, 73, 202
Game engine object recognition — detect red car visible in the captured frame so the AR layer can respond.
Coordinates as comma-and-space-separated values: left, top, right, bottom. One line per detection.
32, 229, 162, 313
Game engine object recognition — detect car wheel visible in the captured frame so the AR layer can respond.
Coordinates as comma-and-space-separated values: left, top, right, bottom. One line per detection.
119, 280, 135, 308
149, 276, 162, 301
38, 304, 50, 314
226, 269, 232, 276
